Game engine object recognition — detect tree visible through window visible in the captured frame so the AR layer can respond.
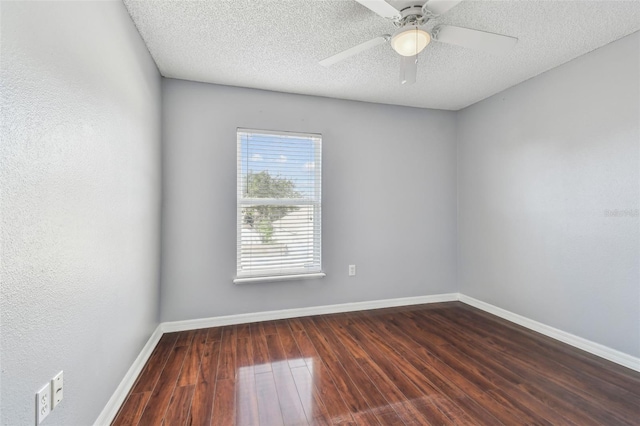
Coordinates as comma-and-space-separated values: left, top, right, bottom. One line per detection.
236, 129, 322, 282
243, 171, 301, 244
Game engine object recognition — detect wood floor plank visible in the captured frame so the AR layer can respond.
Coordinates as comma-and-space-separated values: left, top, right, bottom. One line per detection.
274, 320, 307, 369
312, 316, 409, 425
209, 327, 238, 425
217, 325, 237, 380
137, 344, 188, 425
289, 329, 323, 370
290, 330, 354, 424
288, 317, 306, 334
273, 320, 331, 424
265, 333, 309, 425
113, 304, 640, 426
177, 328, 208, 387
130, 333, 179, 394
188, 380, 213, 426
236, 323, 251, 341
163, 384, 195, 426
211, 378, 235, 426
309, 414, 332, 426
261, 320, 278, 336
300, 317, 381, 425
289, 365, 330, 423
250, 322, 272, 374
207, 326, 223, 343
255, 371, 285, 426
112, 391, 150, 426
188, 337, 222, 426
236, 336, 260, 426
175, 330, 196, 348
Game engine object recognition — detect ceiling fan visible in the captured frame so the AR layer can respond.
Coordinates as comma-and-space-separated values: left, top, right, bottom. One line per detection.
320, 0, 518, 85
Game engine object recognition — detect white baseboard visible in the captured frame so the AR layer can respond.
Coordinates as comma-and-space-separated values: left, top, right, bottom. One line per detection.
458, 294, 640, 372
160, 293, 458, 333
93, 325, 163, 426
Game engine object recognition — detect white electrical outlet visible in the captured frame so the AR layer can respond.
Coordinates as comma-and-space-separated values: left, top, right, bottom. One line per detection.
349, 264, 356, 276
36, 383, 51, 424
51, 371, 63, 409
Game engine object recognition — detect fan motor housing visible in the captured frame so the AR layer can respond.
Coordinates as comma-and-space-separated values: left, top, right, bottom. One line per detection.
395, 5, 429, 27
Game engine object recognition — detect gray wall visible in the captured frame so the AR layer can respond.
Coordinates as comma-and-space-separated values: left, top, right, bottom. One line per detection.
457, 32, 640, 357
161, 79, 458, 321
1, 2, 161, 425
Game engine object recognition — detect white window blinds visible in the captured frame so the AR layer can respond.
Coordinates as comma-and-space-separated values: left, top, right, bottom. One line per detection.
235, 129, 322, 283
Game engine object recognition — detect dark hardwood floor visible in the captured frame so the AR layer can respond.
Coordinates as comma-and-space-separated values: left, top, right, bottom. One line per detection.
112, 302, 640, 425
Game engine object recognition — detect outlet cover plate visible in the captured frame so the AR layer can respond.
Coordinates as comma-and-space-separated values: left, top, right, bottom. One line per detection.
36, 383, 51, 424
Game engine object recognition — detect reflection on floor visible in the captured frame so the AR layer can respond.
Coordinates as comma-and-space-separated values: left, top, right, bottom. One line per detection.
112, 302, 640, 425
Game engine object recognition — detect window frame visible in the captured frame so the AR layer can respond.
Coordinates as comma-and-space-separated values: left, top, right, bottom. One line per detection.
234, 128, 324, 284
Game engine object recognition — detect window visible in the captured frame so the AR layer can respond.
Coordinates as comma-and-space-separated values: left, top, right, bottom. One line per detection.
235, 129, 323, 283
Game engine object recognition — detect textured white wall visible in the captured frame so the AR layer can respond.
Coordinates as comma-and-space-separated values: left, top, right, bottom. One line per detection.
457, 32, 640, 357
1, 2, 161, 425
161, 80, 458, 322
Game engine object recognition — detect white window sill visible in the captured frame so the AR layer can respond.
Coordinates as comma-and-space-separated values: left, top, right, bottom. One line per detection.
234, 272, 326, 284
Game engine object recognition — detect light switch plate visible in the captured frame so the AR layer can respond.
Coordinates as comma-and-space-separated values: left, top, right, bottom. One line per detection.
51, 371, 63, 409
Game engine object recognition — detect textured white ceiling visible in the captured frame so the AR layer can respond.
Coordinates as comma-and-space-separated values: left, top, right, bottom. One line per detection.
123, 0, 640, 110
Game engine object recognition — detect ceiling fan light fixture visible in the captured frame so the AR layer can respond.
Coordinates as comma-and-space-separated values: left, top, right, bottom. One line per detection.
391, 25, 431, 56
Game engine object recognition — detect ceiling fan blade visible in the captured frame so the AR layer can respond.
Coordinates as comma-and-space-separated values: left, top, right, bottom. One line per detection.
400, 55, 417, 85
354, 0, 401, 19
433, 25, 518, 55
422, 0, 463, 16
320, 35, 390, 67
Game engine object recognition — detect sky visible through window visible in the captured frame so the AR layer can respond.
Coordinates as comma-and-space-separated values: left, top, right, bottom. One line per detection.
240, 133, 317, 199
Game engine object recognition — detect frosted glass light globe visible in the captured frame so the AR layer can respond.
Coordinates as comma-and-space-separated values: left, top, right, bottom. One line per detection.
391, 26, 431, 56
